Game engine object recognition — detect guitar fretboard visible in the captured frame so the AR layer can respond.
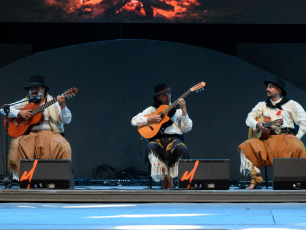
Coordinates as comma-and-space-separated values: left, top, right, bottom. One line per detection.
263, 119, 282, 128
32, 98, 58, 116
263, 121, 273, 128
161, 89, 191, 116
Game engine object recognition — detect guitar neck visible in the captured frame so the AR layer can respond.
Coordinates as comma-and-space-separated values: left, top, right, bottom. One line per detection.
263, 120, 278, 128
161, 89, 191, 116
32, 98, 58, 116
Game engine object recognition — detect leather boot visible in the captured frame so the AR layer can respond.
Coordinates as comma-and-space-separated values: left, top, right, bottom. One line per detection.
250, 166, 263, 186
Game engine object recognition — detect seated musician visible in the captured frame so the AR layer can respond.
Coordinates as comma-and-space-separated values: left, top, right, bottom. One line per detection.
131, 83, 192, 189
238, 77, 306, 189
1, 75, 72, 179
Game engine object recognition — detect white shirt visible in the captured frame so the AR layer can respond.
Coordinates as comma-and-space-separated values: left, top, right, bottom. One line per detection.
131, 106, 193, 135
246, 98, 306, 139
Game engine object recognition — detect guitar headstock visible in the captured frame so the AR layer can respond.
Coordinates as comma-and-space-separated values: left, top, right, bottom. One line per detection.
62, 88, 78, 99
273, 118, 283, 126
190, 82, 206, 93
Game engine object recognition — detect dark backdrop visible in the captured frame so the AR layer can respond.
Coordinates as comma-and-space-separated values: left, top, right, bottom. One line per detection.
1, 23, 306, 93
0, 39, 305, 181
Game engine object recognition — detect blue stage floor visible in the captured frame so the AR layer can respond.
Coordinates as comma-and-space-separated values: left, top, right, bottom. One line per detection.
0, 202, 306, 230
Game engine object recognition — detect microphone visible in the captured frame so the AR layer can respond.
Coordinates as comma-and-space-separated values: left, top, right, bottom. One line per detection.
32, 93, 42, 102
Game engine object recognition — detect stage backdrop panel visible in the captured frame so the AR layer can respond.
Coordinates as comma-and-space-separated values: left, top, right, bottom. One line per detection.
0, 39, 305, 180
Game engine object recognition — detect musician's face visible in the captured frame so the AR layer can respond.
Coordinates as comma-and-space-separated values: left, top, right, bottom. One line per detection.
157, 92, 171, 105
266, 83, 282, 100
29, 86, 45, 99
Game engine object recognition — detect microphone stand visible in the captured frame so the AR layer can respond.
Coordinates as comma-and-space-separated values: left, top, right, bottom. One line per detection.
0, 96, 39, 188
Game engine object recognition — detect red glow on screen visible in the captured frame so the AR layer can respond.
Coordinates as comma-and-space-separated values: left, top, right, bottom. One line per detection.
44, 0, 202, 21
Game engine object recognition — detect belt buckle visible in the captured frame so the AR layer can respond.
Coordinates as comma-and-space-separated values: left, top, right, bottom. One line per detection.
274, 127, 281, 135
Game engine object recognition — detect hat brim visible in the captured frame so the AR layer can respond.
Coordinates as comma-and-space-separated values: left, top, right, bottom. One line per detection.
264, 80, 286, 96
25, 84, 49, 91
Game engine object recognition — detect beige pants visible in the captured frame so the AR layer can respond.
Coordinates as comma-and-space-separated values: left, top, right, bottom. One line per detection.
239, 134, 306, 168
239, 134, 306, 186
8, 130, 71, 175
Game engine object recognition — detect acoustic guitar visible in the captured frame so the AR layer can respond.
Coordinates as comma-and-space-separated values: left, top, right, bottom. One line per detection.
138, 82, 206, 139
248, 116, 283, 140
4, 88, 78, 138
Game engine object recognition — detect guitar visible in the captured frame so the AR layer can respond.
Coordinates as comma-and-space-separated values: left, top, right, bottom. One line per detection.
248, 116, 283, 140
138, 82, 206, 139
4, 88, 78, 138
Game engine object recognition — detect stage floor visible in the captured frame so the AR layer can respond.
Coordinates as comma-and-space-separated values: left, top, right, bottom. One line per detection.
0, 202, 306, 230
1, 184, 306, 229
1, 185, 306, 203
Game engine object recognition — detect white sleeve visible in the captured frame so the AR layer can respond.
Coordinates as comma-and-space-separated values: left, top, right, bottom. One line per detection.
246, 102, 265, 130
55, 102, 72, 124
131, 106, 156, 126
176, 109, 193, 133
290, 101, 306, 139
0, 104, 22, 118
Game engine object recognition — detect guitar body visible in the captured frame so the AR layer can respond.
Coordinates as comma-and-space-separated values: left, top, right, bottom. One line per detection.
250, 116, 271, 140
3, 87, 78, 138
4, 102, 44, 138
138, 105, 170, 139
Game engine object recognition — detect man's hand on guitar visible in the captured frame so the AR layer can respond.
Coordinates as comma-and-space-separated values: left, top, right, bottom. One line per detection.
256, 122, 267, 132
178, 98, 187, 116
148, 115, 161, 124
57, 96, 66, 109
18, 110, 32, 120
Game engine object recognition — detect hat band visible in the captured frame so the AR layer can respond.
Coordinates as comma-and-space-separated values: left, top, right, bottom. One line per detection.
155, 88, 171, 96
30, 82, 44, 86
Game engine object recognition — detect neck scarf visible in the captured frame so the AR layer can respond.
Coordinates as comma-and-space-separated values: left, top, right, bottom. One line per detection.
266, 96, 290, 110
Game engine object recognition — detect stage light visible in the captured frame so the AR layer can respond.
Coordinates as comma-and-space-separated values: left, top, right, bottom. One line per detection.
88, 213, 214, 218
242, 228, 299, 230
62, 204, 136, 208
115, 225, 201, 229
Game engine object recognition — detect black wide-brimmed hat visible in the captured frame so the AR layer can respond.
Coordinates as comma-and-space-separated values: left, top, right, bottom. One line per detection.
24, 75, 49, 90
153, 83, 174, 97
264, 76, 286, 96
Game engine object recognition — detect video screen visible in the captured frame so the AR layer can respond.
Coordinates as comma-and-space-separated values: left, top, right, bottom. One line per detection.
0, 0, 305, 23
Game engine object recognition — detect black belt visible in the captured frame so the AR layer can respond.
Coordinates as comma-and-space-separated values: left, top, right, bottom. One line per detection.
270, 127, 294, 135
152, 133, 184, 142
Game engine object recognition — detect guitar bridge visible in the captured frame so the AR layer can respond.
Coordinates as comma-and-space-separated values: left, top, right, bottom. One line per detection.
160, 127, 165, 134
147, 123, 154, 130
13, 119, 18, 127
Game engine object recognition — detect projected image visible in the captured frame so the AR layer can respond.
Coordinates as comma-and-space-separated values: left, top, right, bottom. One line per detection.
0, 0, 253, 23
43, 0, 245, 22
0, 0, 305, 23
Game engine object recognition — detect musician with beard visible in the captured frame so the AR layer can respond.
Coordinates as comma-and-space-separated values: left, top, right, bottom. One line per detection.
131, 83, 192, 189
1, 75, 72, 179
238, 77, 306, 189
